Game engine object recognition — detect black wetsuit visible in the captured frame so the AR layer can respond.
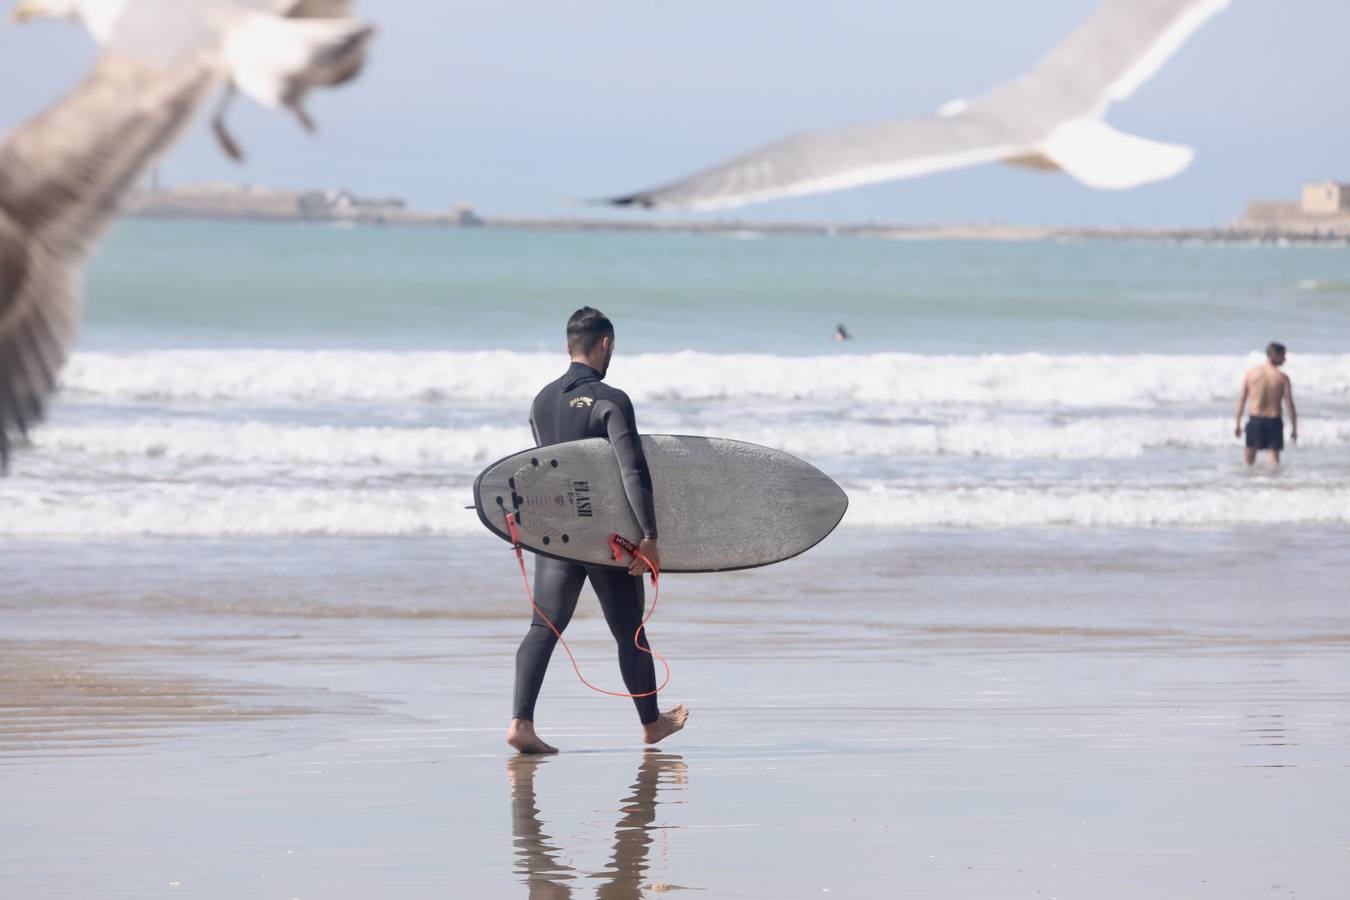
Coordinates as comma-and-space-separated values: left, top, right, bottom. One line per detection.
513, 362, 661, 724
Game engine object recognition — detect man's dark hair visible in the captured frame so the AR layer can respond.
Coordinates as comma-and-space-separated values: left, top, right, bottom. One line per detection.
567, 307, 614, 355
1267, 341, 1286, 359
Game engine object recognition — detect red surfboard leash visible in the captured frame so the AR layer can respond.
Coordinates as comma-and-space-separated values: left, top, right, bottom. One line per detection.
502, 511, 671, 698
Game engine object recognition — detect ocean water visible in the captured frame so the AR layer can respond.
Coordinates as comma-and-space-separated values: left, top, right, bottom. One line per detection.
6, 221, 1350, 899
3, 219, 1348, 537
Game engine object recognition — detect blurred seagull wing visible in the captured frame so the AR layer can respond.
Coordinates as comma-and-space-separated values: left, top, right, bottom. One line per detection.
996, 0, 1231, 117
606, 0, 1229, 210
0, 54, 218, 468
610, 113, 1039, 211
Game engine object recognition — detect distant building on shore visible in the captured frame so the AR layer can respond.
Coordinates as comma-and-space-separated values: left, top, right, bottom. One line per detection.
451, 204, 483, 227
1300, 180, 1350, 216
127, 183, 418, 225
296, 188, 406, 223
1237, 179, 1350, 237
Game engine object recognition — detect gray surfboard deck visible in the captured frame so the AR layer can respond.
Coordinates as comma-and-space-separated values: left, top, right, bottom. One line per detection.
474, 435, 848, 573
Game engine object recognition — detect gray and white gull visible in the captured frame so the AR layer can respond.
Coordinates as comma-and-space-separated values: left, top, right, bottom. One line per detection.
0, 0, 373, 468
608, 0, 1230, 210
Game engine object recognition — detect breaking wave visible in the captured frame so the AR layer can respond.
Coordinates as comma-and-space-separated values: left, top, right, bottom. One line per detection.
61, 350, 1350, 408
27, 416, 1350, 467
4, 479, 1347, 537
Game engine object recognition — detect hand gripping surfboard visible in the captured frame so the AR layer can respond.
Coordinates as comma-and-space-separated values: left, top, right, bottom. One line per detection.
473, 435, 848, 573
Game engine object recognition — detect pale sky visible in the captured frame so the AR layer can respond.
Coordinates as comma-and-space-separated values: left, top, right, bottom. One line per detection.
1, 0, 1347, 226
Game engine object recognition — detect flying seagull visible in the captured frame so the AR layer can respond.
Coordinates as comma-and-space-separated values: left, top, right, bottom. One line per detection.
607, 0, 1230, 210
15, 0, 374, 159
0, 0, 373, 469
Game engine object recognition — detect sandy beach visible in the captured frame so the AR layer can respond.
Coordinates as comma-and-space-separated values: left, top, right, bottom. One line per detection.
3, 528, 1347, 898
3, 0, 1350, 894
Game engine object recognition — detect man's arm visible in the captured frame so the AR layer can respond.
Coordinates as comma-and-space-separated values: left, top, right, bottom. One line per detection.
1285, 375, 1297, 445
600, 394, 660, 575
1234, 375, 1249, 438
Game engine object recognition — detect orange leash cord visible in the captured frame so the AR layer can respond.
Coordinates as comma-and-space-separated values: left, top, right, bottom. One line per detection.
503, 511, 671, 699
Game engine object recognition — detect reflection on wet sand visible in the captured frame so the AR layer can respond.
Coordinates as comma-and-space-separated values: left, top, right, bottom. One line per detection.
508, 755, 576, 899
509, 753, 688, 899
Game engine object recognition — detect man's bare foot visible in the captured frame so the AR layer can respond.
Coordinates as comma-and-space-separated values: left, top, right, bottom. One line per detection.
642, 705, 690, 745
507, 718, 558, 754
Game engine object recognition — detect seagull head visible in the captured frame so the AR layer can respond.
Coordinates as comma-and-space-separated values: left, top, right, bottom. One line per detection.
11, 0, 121, 40
11, 0, 80, 23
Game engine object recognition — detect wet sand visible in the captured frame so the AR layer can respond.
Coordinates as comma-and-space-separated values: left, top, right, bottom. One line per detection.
2, 529, 1348, 898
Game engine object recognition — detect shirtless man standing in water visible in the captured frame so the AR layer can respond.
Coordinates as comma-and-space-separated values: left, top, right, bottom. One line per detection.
1235, 342, 1297, 465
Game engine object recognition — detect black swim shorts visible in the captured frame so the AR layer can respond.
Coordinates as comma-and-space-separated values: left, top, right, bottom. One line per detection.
1245, 415, 1284, 451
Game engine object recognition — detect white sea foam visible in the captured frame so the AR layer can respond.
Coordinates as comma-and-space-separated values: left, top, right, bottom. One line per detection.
732, 417, 1350, 460
29, 416, 1350, 468
842, 481, 1350, 528
4, 479, 1347, 537
61, 350, 1350, 408
0, 483, 481, 538
18, 349, 1346, 539
34, 422, 533, 467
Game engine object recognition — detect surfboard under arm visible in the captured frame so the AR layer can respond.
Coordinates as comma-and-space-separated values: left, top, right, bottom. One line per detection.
473, 435, 848, 573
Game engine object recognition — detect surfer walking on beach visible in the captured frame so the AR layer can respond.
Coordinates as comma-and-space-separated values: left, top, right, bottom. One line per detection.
506, 307, 689, 754
1235, 342, 1297, 465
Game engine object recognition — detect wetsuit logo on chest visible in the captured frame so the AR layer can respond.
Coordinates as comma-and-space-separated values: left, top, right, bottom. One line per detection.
568, 396, 594, 408
570, 480, 593, 517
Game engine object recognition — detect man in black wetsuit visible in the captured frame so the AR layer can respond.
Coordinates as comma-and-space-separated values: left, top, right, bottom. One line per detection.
506, 307, 689, 754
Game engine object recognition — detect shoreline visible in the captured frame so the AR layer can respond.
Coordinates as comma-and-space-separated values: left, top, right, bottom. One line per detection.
123, 191, 1350, 245
4, 528, 1348, 898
